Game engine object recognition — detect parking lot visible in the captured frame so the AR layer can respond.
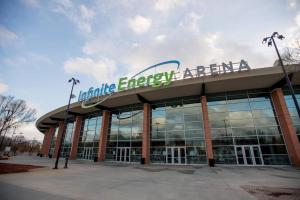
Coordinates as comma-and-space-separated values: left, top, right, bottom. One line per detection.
0, 155, 299, 200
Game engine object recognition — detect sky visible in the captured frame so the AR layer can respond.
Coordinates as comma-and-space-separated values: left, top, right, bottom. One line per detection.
0, 0, 299, 142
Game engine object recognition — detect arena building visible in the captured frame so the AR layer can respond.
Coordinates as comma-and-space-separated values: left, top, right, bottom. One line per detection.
36, 61, 300, 167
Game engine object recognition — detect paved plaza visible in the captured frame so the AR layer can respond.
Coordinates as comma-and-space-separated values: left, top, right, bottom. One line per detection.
0, 155, 300, 200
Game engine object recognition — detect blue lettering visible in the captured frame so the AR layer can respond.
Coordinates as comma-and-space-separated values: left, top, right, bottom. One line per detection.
109, 84, 116, 93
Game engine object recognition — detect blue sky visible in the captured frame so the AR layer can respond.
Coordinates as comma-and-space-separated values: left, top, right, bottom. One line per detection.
0, 0, 299, 141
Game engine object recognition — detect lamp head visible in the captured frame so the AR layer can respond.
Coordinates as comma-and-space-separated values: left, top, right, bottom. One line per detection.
277, 35, 284, 40
267, 40, 272, 47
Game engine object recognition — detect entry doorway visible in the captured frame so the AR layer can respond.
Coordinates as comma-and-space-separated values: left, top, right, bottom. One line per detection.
83, 147, 93, 160
235, 145, 263, 165
116, 147, 130, 162
166, 147, 186, 164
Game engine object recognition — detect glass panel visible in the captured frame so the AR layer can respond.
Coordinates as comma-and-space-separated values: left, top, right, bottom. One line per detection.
166, 109, 183, 123
229, 111, 252, 119
253, 146, 262, 165
234, 137, 258, 145
244, 147, 253, 165
231, 127, 256, 137
227, 103, 251, 111
174, 148, 178, 163
180, 148, 186, 164
230, 119, 254, 127
250, 101, 272, 110
260, 145, 288, 154
167, 148, 172, 163
256, 126, 281, 136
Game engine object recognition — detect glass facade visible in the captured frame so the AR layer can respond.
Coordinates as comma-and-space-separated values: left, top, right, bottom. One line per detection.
44, 88, 298, 166
105, 105, 143, 162
61, 122, 74, 157
49, 127, 58, 156
151, 97, 207, 164
207, 89, 290, 165
77, 113, 102, 160
284, 86, 300, 142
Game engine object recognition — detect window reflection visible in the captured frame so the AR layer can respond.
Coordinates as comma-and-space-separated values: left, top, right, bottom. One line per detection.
151, 97, 206, 164
77, 114, 102, 160
284, 87, 300, 143
105, 105, 143, 162
208, 90, 290, 165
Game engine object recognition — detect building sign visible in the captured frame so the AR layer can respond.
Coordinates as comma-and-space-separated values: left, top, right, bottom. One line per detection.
78, 59, 250, 103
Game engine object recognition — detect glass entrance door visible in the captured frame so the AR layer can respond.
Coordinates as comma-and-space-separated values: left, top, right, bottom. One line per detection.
83, 147, 93, 160
166, 147, 186, 164
116, 147, 130, 162
235, 145, 263, 165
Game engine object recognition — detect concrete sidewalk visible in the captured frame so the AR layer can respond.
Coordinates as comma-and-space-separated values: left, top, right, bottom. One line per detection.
0, 155, 299, 200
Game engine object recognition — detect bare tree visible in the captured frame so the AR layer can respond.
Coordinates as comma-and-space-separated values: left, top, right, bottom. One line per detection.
273, 40, 300, 66
0, 95, 36, 136
281, 48, 300, 65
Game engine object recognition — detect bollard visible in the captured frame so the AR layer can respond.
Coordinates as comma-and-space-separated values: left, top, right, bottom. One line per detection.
64, 155, 69, 169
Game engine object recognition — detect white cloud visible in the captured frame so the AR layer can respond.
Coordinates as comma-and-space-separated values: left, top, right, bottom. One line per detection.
79, 4, 95, 20
285, 13, 300, 48
53, 2, 95, 33
0, 81, 8, 93
21, 0, 40, 8
122, 28, 272, 76
128, 15, 152, 34
64, 57, 116, 83
82, 39, 114, 56
156, 34, 166, 41
18, 123, 44, 142
287, 0, 298, 9
154, 0, 188, 11
0, 26, 17, 47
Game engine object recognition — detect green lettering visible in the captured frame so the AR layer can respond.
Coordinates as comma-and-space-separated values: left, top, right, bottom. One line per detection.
147, 75, 153, 85
128, 78, 136, 89
118, 77, 127, 91
153, 73, 163, 87
164, 71, 175, 86
137, 76, 146, 87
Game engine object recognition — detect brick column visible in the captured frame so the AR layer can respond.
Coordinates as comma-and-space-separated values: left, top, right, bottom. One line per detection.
42, 127, 55, 156
201, 96, 214, 163
98, 110, 111, 161
69, 116, 83, 160
40, 129, 49, 156
271, 88, 300, 167
142, 103, 151, 164
54, 121, 65, 158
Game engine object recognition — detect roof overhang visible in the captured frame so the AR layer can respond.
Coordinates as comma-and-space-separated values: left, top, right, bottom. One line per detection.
36, 64, 300, 133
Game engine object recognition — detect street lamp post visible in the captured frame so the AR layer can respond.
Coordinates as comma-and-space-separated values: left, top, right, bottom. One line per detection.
263, 32, 300, 119
53, 78, 79, 169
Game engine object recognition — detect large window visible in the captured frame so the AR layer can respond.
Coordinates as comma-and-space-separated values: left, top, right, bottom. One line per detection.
105, 105, 143, 162
49, 127, 58, 156
77, 113, 102, 160
151, 97, 207, 164
284, 86, 300, 142
207, 89, 290, 165
61, 122, 74, 157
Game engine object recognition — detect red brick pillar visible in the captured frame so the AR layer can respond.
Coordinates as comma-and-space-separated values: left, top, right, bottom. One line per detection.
98, 110, 111, 161
54, 121, 65, 158
42, 127, 55, 156
201, 96, 214, 163
69, 116, 83, 160
142, 103, 151, 164
40, 129, 49, 155
271, 88, 300, 167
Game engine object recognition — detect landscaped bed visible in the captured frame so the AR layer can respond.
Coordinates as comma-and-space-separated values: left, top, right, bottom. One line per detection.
0, 163, 44, 174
